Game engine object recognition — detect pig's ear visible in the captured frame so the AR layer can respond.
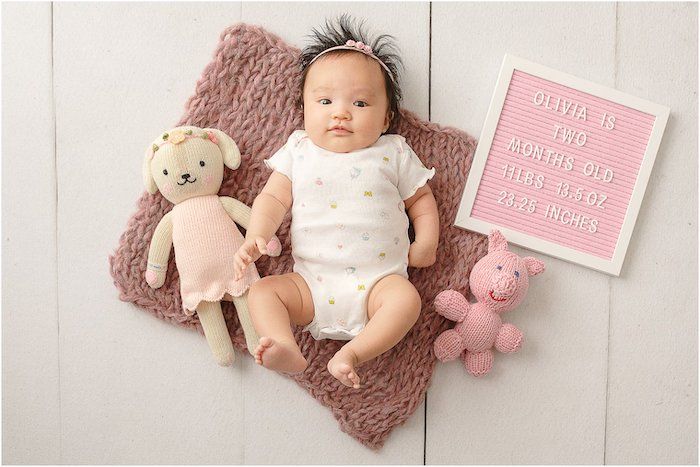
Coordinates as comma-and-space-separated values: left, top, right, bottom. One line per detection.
523, 257, 545, 276
488, 230, 509, 253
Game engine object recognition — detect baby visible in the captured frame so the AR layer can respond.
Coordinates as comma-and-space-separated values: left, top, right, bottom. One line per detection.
233, 16, 439, 389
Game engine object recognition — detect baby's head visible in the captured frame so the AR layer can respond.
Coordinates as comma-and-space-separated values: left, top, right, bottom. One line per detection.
299, 15, 403, 153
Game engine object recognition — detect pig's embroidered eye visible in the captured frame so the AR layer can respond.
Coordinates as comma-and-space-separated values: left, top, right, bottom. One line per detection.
162, 169, 168, 176
514, 271, 520, 278
496, 265, 502, 270
199, 160, 205, 167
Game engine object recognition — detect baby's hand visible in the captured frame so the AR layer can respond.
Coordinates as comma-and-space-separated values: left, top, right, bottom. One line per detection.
408, 241, 437, 268
234, 237, 270, 280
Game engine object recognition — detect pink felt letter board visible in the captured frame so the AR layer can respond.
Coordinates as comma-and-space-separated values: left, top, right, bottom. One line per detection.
455, 54, 670, 275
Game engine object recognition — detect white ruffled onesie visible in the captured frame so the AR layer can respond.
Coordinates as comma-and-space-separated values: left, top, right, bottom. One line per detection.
264, 130, 435, 340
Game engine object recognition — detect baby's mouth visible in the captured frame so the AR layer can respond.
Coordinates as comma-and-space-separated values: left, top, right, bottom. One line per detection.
330, 126, 352, 134
489, 290, 508, 302
177, 178, 197, 186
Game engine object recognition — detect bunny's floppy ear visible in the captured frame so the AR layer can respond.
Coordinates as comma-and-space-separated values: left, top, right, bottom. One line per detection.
142, 145, 158, 195
205, 128, 241, 170
488, 229, 509, 253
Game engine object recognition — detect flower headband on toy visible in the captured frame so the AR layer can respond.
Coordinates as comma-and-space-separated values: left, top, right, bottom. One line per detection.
148, 129, 219, 158
308, 39, 395, 82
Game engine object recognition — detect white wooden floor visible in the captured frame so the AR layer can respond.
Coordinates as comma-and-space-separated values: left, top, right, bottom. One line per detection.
3, 2, 697, 464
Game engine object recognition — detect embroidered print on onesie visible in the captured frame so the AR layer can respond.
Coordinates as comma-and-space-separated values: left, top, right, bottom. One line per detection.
264, 130, 436, 340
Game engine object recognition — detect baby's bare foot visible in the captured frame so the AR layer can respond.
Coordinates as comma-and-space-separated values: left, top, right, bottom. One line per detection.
327, 347, 361, 389
254, 336, 307, 374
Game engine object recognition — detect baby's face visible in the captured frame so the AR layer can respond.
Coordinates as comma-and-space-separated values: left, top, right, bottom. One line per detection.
303, 53, 391, 153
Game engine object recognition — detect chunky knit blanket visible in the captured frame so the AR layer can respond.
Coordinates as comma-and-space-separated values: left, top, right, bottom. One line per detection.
110, 23, 487, 449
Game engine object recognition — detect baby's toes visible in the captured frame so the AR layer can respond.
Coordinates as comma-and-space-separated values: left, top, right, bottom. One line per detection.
335, 363, 357, 387
343, 367, 360, 388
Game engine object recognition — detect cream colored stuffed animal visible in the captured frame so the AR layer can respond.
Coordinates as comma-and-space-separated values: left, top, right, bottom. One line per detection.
143, 126, 281, 366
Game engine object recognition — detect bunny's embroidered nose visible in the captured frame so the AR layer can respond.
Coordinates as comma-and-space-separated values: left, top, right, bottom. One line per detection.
181, 173, 191, 180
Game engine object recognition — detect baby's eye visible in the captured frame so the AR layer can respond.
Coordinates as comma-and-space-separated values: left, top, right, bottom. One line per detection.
496, 265, 502, 270
514, 271, 520, 278
353, 100, 368, 107
162, 169, 168, 176
319, 98, 331, 105
199, 160, 205, 167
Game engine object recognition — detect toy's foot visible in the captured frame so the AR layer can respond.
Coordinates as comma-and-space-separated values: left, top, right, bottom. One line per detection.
254, 336, 307, 374
434, 329, 465, 362
215, 350, 236, 367
464, 350, 494, 377
327, 347, 361, 389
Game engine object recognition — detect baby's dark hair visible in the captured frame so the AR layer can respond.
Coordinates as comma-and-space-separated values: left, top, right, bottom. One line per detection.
298, 14, 404, 133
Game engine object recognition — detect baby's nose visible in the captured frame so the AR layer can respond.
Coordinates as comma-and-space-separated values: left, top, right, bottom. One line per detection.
332, 108, 350, 120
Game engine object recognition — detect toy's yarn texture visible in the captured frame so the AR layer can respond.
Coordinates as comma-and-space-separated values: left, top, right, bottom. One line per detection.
109, 23, 487, 449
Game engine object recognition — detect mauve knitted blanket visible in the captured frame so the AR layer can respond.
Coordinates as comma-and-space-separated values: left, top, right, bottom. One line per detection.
109, 23, 487, 449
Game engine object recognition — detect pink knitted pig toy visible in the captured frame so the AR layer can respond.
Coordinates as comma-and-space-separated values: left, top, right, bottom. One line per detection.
433, 230, 545, 377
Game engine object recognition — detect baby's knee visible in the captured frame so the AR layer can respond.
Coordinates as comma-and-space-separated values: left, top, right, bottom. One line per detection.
383, 277, 422, 322
403, 285, 422, 320
248, 276, 280, 305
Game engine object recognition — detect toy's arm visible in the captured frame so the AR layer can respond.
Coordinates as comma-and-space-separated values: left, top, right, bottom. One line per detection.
220, 196, 253, 230
220, 196, 281, 257
405, 184, 439, 268
145, 212, 173, 289
494, 323, 523, 353
434, 290, 470, 322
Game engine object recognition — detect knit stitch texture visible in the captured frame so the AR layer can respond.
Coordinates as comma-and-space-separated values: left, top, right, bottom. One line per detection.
109, 23, 487, 449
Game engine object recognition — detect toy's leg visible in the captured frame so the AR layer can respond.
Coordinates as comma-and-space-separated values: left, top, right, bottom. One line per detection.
231, 292, 259, 355
494, 323, 523, 353
434, 329, 466, 362
196, 301, 235, 366
329, 274, 421, 389
464, 349, 494, 377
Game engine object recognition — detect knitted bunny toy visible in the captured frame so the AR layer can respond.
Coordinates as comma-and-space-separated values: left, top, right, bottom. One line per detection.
143, 126, 281, 366
433, 230, 544, 377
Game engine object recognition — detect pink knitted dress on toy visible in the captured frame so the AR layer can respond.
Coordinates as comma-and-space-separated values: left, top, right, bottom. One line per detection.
172, 195, 259, 314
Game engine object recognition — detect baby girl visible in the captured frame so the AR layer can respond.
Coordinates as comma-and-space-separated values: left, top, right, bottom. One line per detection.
233, 17, 439, 389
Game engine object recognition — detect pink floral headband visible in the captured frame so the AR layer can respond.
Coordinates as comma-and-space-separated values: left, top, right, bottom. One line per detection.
308, 39, 394, 81
149, 129, 218, 158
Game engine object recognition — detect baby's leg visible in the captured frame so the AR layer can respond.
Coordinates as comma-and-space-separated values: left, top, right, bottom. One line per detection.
328, 274, 421, 388
247, 273, 315, 374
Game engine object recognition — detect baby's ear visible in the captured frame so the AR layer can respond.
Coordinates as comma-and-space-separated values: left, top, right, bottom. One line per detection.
383, 110, 393, 133
142, 145, 158, 194
206, 128, 241, 170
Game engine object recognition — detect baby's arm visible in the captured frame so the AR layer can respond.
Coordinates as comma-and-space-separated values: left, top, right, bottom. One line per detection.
233, 172, 292, 279
220, 196, 281, 256
404, 184, 439, 268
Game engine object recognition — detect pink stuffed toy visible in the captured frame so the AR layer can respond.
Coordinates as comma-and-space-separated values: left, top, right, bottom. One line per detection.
433, 230, 545, 377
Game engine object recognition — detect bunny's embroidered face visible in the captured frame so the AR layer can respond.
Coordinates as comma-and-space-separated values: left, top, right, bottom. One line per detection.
143, 126, 241, 204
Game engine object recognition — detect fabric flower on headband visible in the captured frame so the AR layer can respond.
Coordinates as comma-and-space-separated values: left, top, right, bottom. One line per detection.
168, 130, 187, 145
345, 40, 373, 54
149, 130, 218, 159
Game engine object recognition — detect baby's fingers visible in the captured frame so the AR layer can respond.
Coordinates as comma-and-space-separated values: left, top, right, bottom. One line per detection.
255, 237, 268, 255
239, 247, 253, 263
233, 254, 248, 280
